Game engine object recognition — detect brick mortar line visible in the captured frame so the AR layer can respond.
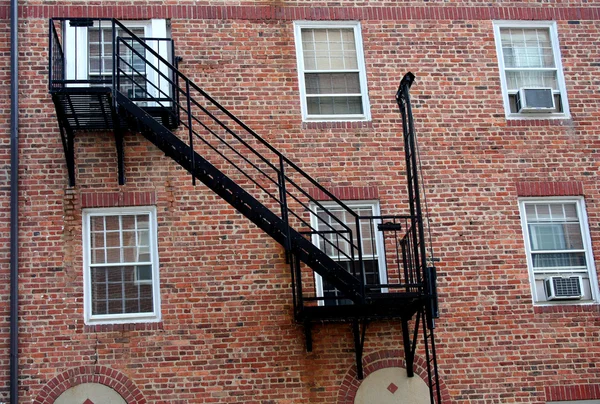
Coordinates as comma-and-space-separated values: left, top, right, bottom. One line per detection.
0, 5, 600, 21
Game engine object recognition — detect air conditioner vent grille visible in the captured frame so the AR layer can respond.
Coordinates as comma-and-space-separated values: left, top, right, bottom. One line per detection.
544, 276, 583, 300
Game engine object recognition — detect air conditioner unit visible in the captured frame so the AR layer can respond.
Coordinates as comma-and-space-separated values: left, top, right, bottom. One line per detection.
515, 87, 555, 113
544, 276, 584, 300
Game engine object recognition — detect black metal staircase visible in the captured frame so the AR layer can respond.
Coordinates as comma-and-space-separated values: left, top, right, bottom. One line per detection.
49, 18, 442, 403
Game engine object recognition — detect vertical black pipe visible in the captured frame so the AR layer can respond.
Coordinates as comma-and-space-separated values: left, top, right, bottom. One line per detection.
10, 0, 19, 402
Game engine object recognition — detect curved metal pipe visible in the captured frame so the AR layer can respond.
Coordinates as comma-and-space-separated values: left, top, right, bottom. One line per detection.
10, 0, 19, 402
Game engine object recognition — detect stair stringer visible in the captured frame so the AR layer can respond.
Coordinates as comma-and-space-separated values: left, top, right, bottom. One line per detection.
114, 91, 364, 304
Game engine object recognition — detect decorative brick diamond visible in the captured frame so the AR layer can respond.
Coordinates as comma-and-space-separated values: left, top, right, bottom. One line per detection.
83, 399, 95, 404
387, 382, 398, 394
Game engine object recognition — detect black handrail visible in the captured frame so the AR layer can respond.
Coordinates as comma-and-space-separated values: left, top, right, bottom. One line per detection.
48, 18, 430, 305
108, 19, 366, 286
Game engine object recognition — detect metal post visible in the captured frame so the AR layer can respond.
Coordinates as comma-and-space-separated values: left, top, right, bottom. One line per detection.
186, 80, 196, 186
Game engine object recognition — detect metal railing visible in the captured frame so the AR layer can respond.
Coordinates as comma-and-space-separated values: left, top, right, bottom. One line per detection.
48, 18, 430, 307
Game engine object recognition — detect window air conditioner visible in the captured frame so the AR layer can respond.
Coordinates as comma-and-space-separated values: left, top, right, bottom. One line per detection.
515, 87, 555, 113
544, 276, 584, 300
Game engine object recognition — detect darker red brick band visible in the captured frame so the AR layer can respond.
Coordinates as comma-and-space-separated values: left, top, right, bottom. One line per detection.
84, 322, 163, 333
3, 5, 600, 21
546, 384, 600, 401
515, 181, 584, 197
309, 186, 379, 201
33, 365, 146, 404
337, 349, 450, 404
81, 191, 156, 208
534, 304, 600, 314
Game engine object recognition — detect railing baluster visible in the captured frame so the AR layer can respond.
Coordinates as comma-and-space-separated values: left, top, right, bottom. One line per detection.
112, 20, 117, 103
355, 216, 365, 302
278, 157, 291, 255
186, 80, 196, 186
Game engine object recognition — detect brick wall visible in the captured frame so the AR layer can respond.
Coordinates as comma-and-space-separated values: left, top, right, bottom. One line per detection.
2, 1, 600, 402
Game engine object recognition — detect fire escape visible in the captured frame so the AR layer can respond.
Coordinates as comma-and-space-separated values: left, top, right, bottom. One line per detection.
49, 18, 442, 403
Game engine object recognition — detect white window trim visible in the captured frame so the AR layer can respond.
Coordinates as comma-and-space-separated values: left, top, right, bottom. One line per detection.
493, 20, 570, 120
309, 200, 387, 305
518, 197, 599, 305
82, 206, 161, 324
64, 19, 170, 103
293, 21, 371, 122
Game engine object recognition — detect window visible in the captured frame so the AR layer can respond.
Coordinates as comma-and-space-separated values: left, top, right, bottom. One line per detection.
519, 198, 598, 304
64, 19, 171, 102
294, 21, 370, 121
310, 201, 386, 305
88, 24, 147, 99
82, 206, 160, 324
493, 21, 569, 118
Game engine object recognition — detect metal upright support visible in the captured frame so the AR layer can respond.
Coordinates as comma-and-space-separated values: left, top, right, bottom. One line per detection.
114, 127, 126, 185
52, 97, 76, 187
352, 319, 368, 380
111, 34, 126, 185
186, 80, 196, 186
401, 317, 415, 377
304, 319, 313, 352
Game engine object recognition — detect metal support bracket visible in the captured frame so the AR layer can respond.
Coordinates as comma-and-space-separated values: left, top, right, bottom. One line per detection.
110, 96, 126, 185
114, 128, 125, 185
402, 317, 415, 378
52, 96, 76, 187
304, 320, 313, 353
352, 319, 368, 380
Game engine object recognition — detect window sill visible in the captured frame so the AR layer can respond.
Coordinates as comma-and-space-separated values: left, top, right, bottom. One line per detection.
84, 322, 164, 333
505, 115, 572, 127
533, 303, 599, 314
302, 120, 373, 130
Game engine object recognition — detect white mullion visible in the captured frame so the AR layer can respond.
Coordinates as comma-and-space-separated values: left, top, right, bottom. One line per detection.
102, 216, 109, 313
118, 215, 125, 315
531, 249, 586, 254
336, 28, 344, 70
135, 215, 142, 312
120, 266, 126, 314
532, 268, 588, 274
504, 67, 557, 72
90, 261, 152, 268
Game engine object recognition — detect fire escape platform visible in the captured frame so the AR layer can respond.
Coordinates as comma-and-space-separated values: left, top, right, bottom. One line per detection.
299, 293, 425, 322
51, 86, 178, 132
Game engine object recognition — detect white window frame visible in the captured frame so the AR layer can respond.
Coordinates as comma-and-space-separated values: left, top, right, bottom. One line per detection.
493, 20, 570, 119
64, 19, 170, 102
309, 200, 387, 305
82, 206, 161, 324
293, 21, 371, 122
518, 197, 599, 304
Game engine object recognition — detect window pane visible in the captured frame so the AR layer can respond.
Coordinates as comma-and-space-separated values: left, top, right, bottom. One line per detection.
529, 223, 583, 251
301, 28, 357, 71
90, 266, 154, 315
307, 96, 363, 115
505, 70, 558, 91
532, 252, 587, 269
305, 73, 360, 95
500, 28, 554, 68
